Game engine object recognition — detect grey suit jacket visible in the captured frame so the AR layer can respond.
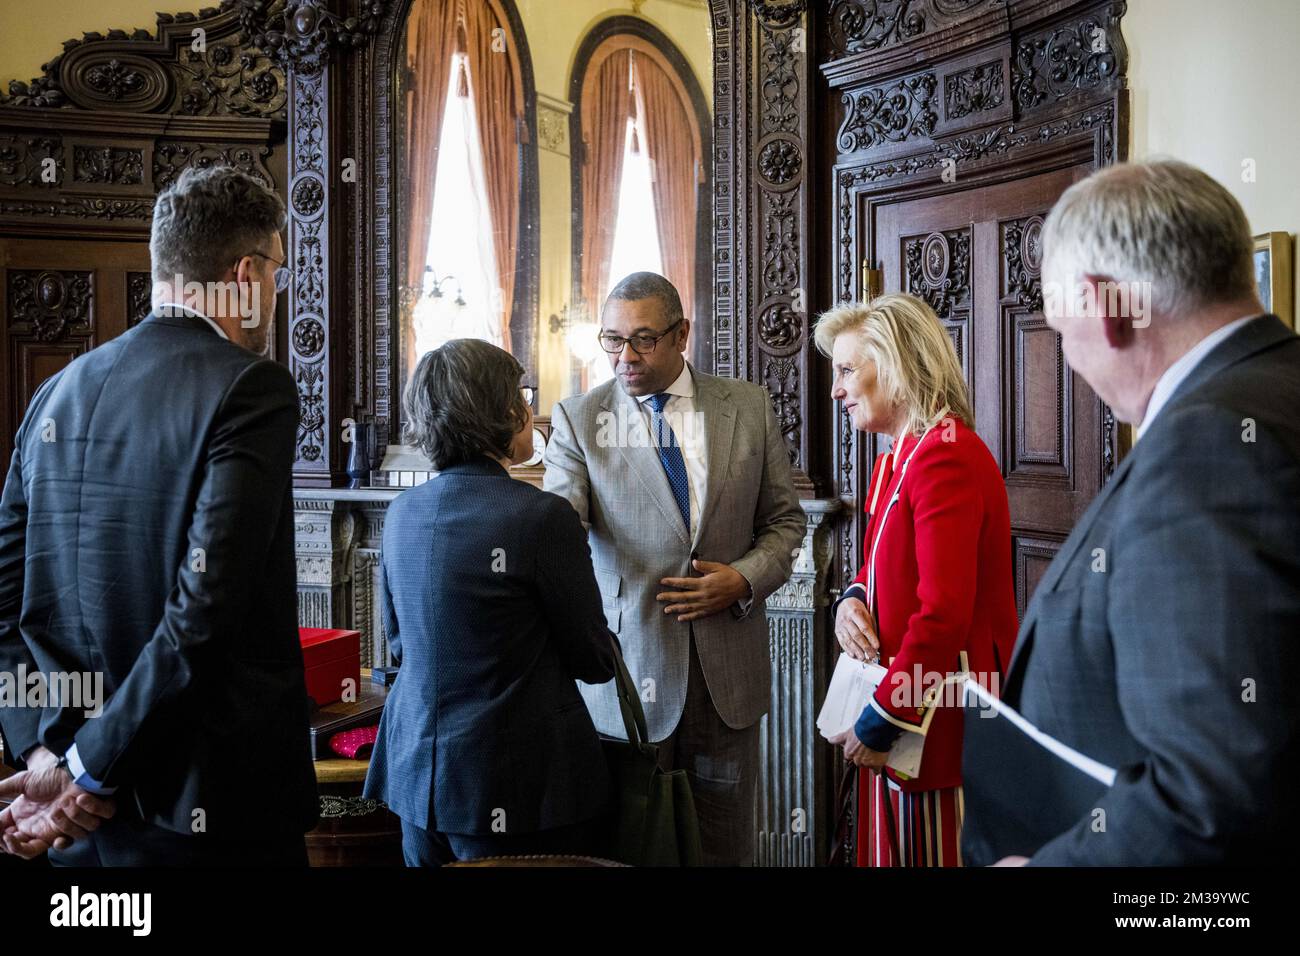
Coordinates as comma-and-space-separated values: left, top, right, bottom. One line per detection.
970, 315, 1300, 865
544, 365, 805, 742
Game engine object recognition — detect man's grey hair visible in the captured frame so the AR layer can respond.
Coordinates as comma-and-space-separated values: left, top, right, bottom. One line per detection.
605, 271, 685, 326
1041, 159, 1257, 317
150, 166, 286, 286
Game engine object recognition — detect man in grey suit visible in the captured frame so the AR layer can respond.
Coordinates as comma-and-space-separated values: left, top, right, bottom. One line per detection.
545, 272, 804, 865
963, 159, 1300, 865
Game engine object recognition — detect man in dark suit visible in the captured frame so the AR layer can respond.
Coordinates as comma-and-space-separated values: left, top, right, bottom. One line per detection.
0, 166, 318, 865
963, 159, 1300, 866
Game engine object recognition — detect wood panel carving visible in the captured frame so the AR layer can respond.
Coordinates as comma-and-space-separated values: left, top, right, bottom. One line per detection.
7, 270, 93, 343
827, 0, 1128, 639
0, 3, 288, 119
1012, 2, 1127, 113
945, 59, 1005, 119
826, 0, 928, 57
837, 70, 938, 153
127, 272, 153, 327
905, 228, 970, 317
711, 0, 815, 485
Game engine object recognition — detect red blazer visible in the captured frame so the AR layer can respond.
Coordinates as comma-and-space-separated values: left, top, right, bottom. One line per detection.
843, 418, 1018, 792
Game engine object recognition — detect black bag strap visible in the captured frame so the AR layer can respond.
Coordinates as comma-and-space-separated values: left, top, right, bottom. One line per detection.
611, 644, 654, 755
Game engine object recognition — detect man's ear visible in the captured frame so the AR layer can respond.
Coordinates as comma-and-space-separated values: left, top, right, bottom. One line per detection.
233, 254, 255, 288
1081, 272, 1130, 350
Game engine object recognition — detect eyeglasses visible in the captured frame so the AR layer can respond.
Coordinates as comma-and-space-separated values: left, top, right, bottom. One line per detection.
245, 250, 292, 294
598, 318, 683, 355
521, 386, 536, 406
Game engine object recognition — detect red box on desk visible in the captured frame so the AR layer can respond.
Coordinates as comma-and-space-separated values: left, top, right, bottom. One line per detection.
298, 628, 361, 708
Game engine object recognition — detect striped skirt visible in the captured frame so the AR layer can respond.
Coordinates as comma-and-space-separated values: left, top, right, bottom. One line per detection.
857, 769, 965, 867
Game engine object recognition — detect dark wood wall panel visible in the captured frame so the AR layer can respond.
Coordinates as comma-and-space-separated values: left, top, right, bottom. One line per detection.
0, 3, 288, 475
1014, 532, 1063, 615
0, 240, 149, 462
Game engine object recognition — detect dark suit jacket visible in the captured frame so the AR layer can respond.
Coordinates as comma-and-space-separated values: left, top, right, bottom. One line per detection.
966, 315, 1300, 865
363, 457, 617, 835
0, 310, 319, 840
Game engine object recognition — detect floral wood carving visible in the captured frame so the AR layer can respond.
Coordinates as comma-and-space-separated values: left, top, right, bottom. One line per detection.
0, 2, 289, 118
838, 71, 938, 152
7, 270, 93, 343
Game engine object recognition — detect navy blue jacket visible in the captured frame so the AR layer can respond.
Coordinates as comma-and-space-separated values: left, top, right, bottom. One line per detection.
363, 457, 617, 834
0, 310, 318, 839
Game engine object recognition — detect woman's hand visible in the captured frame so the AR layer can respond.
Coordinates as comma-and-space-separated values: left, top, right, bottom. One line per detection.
835, 596, 880, 662
827, 728, 889, 770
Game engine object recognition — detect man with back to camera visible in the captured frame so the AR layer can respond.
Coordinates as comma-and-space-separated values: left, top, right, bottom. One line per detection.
0, 165, 319, 865
962, 159, 1300, 866
544, 272, 805, 866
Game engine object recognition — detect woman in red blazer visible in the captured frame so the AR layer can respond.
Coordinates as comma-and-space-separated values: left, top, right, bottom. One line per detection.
815, 293, 1019, 867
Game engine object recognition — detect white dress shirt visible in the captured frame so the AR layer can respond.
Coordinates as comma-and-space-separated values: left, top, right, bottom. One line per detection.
156, 302, 229, 341
632, 361, 755, 613
1136, 315, 1258, 441
634, 361, 707, 537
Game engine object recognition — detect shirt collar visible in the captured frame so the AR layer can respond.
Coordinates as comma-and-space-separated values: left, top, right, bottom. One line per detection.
155, 302, 229, 341
635, 361, 695, 404
1136, 315, 1258, 441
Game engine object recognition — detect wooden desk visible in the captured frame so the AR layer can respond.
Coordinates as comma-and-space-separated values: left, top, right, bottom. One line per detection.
306, 669, 402, 866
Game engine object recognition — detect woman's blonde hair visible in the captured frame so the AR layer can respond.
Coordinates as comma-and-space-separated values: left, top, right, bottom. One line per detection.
813, 292, 973, 436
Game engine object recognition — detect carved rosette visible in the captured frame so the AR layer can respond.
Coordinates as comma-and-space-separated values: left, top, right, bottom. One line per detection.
7, 270, 93, 343
1002, 214, 1045, 311
906, 229, 971, 318
757, 136, 802, 187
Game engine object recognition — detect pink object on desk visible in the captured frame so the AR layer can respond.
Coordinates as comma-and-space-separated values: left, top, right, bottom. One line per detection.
329, 724, 379, 759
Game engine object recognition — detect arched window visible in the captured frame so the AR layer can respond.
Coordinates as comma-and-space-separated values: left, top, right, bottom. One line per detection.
571, 25, 709, 390
398, 0, 531, 384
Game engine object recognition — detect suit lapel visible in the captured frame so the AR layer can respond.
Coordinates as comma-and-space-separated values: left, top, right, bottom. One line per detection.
603, 383, 691, 546
691, 370, 736, 551
1161, 314, 1292, 416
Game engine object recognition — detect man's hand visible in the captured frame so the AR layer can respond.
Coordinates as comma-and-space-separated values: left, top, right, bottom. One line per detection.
24, 746, 58, 773
657, 560, 751, 623
827, 727, 889, 769
835, 596, 880, 662
0, 763, 115, 858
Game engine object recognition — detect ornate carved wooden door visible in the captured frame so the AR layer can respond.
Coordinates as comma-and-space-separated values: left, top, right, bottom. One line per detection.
0, 238, 152, 466
873, 165, 1105, 617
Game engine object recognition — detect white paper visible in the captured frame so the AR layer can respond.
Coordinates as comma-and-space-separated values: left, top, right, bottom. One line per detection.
817, 652, 926, 778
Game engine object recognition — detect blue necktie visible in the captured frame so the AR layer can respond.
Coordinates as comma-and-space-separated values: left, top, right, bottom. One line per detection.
647, 392, 691, 532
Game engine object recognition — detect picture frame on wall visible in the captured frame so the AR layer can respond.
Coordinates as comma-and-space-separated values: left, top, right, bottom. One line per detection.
1253, 232, 1294, 328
